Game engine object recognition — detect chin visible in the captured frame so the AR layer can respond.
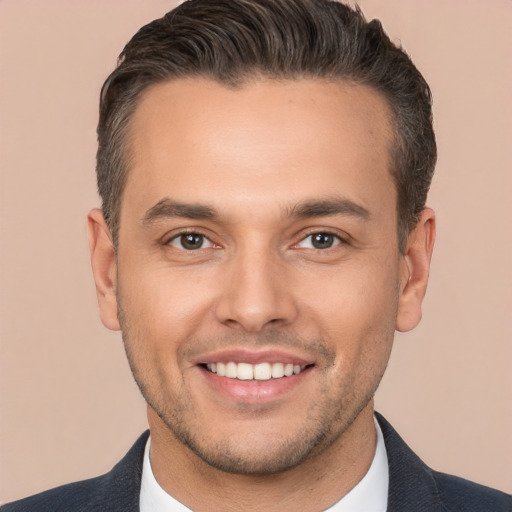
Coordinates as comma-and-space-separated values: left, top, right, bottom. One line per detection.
170, 427, 331, 475
154, 398, 368, 476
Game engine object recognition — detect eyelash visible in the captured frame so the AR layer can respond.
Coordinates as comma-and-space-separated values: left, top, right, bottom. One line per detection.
294, 231, 346, 250
166, 231, 215, 251
164, 229, 347, 252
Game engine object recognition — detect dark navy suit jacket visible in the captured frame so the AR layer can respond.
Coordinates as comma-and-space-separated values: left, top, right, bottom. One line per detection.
3, 414, 510, 511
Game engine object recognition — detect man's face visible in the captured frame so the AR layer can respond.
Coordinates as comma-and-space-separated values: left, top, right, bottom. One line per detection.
95, 78, 417, 474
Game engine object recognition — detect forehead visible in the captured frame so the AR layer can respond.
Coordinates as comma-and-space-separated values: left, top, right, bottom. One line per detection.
123, 77, 396, 221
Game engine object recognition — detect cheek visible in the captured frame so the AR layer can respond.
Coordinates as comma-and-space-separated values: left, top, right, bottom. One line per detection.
304, 257, 399, 323
300, 258, 399, 363
120, 263, 216, 330
117, 274, 206, 393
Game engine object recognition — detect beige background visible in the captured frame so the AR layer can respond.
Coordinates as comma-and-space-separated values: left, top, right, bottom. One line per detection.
1, 0, 511, 504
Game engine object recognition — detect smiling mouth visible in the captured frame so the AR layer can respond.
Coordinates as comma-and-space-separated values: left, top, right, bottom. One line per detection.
202, 362, 313, 381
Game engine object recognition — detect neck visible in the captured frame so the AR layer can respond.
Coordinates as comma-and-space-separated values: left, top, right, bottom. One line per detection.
147, 402, 377, 512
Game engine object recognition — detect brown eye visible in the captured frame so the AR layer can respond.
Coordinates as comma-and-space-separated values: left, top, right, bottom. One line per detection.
297, 232, 342, 250
169, 233, 212, 250
311, 233, 335, 249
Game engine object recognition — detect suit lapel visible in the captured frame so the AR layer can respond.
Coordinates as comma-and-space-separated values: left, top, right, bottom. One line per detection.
376, 413, 444, 512
95, 430, 149, 512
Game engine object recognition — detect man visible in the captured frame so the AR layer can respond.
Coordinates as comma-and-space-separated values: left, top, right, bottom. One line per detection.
2, 0, 510, 510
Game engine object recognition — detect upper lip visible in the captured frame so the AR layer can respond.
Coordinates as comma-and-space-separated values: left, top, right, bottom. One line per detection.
194, 348, 314, 366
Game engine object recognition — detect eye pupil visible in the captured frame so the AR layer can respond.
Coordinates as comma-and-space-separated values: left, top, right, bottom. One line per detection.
312, 233, 334, 249
181, 233, 203, 250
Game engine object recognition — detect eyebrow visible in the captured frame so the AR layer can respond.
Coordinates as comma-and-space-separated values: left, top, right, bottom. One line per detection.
142, 196, 370, 225
142, 198, 218, 224
288, 197, 370, 220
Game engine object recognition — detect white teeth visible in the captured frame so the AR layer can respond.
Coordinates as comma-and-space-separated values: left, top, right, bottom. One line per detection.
254, 362, 272, 380
206, 361, 307, 380
271, 363, 284, 378
237, 363, 254, 380
225, 362, 237, 378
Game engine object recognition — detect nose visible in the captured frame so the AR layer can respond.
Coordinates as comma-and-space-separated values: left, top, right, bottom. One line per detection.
214, 247, 298, 333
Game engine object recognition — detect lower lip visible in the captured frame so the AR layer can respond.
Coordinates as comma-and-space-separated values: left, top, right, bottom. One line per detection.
200, 366, 313, 404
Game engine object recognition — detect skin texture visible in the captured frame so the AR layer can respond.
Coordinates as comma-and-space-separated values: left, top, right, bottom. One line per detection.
88, 78, 435, 511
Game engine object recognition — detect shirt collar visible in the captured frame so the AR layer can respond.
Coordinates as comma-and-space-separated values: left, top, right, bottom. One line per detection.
325, 418, 388, 511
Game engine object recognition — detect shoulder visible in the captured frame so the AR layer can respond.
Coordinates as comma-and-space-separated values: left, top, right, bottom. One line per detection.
1, 431, 149, 512
433, 471, 512, 512
1, 475, 108, 512
375, 412, 511, 511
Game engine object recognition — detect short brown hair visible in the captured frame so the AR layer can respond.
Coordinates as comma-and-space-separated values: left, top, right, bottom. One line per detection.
97, 0, 436, 251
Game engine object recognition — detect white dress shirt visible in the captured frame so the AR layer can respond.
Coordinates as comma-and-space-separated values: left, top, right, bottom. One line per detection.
140, 419, 388, 511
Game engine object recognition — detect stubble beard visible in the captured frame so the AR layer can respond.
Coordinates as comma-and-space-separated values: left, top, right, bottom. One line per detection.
125, 341, 380, 476
116, 292, 394, 476
159, 385, 379, 476
120, 344, 386, 475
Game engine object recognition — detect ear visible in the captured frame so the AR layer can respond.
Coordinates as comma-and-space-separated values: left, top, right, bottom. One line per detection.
396, 207, 436, 332
87, 208, 121, 331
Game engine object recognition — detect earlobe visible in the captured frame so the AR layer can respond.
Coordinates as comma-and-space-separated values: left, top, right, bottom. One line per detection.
87, 208, 121, 331
396, 208, 436, 332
